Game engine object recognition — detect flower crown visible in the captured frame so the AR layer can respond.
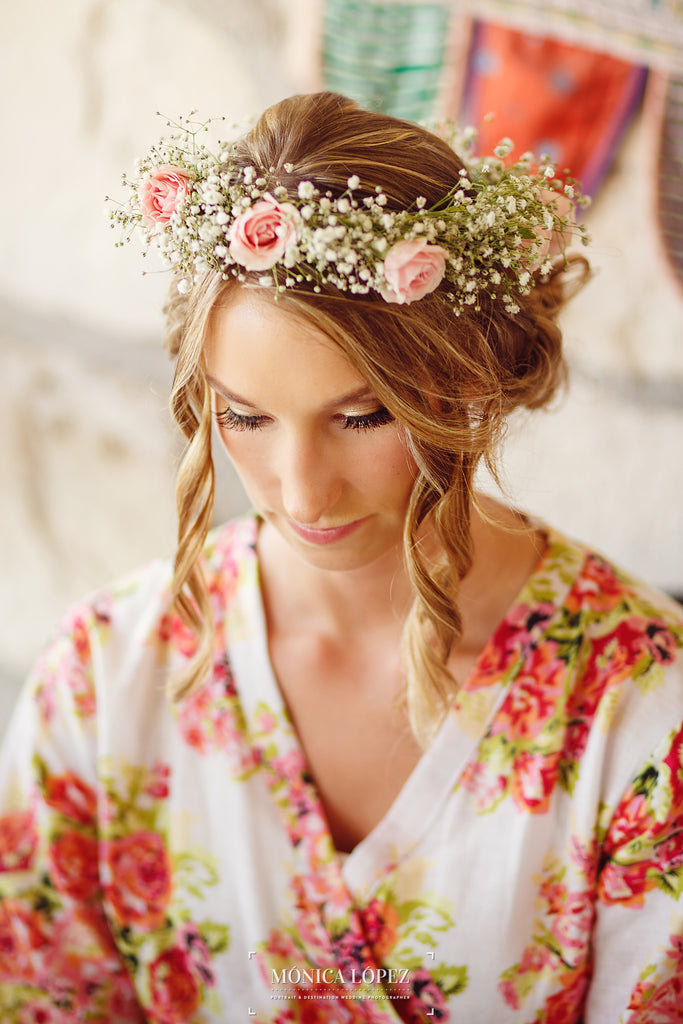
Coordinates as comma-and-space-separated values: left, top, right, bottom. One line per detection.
110, 115, 589, 315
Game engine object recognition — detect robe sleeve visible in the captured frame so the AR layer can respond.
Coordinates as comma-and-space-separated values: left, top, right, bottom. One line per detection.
0, 607, 146, 1023
586, 720, 683, 1022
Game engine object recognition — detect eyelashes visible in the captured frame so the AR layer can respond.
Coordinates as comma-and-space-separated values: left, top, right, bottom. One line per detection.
214, 406, 394, 433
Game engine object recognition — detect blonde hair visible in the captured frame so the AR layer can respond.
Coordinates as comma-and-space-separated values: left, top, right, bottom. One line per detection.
164, 92, 589, 745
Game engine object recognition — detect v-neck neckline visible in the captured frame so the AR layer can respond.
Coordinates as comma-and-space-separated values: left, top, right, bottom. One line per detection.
225, 514, 585, 893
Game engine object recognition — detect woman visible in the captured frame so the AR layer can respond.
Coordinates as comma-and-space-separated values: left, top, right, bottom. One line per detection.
1, 92, 682, 1023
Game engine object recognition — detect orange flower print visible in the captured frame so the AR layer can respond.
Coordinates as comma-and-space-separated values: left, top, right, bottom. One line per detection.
548, 891, 594, 967
543, 963, 590, 1024
510, 750, 561, 814
492, 645, 565, 741
103, 830, 172, 929
0, 898, 48, 985
565, 554, 625, 614
597, 860, 653, 908
360, 898, 400, 958
148, 946, 202, 1023
44, 771, 98, 826
0, 808, 38, 871
49, 829, 100, 902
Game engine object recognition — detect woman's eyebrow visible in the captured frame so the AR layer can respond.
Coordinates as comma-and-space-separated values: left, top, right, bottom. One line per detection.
205, 375, 376, 411
205, 374, 257, 408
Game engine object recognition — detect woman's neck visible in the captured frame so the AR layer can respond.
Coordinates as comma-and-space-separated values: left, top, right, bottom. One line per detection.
256, 495, 546, 649
257, 519, 414, 640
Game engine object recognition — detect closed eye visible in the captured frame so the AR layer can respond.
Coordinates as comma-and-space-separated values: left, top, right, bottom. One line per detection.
214, 407, 268, 432
215, 405, 394, 433
340, 407, 394, 430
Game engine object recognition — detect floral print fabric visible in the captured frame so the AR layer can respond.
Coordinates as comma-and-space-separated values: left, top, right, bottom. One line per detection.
1, 515, 682, 1023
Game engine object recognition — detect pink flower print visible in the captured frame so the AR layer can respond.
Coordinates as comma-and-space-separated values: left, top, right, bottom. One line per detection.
519, 942, 554, 972
0, 808, 38, 871
510, 750, 560, 814
272, 748, 308, 784
549, 891, 594, 966
493, 644, 565, 740
400, 967, 449, 1022
43, 770, 98, 826
626, 973, 683, 1024
360, 898, 401, 958
254, 706, 278, 735
145, 760, 171, 800
499, 977, 521, 1010
380, 238, 448, 304
538, 878, 567, 916
566, 554, 624, 614
149, 946, 202, 1023
157, 610, 198, 657
103, 830, 172, 929
472, 602, 555, 689
655, 827, 683, 873
49, 829, 100, 902
597, 859, 652, 907
178, 922, 215, 987
663, 725, 683, 807
17, 999, 74, 1024
0, 898, 48, 985
543, 963, 590, 1024
228, 196, 301, 271
644, 620, 678, 665
460, 759, 507, 811
139, 165, 192, 225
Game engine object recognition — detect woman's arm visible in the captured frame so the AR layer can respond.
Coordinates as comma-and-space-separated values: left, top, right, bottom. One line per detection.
0, 609, 146, 1023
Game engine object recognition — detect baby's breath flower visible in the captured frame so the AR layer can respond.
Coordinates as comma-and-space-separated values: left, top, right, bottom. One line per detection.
111, 116, 589, 316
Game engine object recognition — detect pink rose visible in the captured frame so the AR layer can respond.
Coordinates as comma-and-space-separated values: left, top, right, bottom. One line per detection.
380, 238, 448, 304
228, 196, 301, 271
139, 164, 192, 225
522, 189, 575, 272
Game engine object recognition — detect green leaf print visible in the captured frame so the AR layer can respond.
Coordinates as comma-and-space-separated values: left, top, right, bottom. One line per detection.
433, 962, 468, 996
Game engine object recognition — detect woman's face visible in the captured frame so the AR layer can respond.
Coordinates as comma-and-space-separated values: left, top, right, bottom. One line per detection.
203, 290, 417, 572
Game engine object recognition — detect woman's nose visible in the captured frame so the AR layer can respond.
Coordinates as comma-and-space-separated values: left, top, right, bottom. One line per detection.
278, 433, 342, 525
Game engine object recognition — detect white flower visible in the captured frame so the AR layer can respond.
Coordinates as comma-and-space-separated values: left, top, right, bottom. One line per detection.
283, 163, 294, 173
347, 175, 360, 190
298, 181, 315, 200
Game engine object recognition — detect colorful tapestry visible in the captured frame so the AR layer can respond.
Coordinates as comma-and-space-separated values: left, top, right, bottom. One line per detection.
321, 0, 450, 121
460, 22, 648, 196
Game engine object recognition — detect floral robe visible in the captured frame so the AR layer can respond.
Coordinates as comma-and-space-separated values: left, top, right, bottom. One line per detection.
1, 515, 682, 1023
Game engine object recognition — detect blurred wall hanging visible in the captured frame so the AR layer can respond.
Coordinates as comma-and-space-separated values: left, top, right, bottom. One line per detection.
321, 0, 683, 294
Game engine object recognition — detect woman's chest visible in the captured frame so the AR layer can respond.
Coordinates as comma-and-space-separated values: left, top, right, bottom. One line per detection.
267, 631, 423, 853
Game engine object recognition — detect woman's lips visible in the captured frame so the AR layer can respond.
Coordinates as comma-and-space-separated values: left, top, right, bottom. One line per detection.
288, 517, 368, 546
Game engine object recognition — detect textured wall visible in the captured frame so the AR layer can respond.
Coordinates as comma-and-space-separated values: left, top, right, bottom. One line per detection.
1, 0, 682, 738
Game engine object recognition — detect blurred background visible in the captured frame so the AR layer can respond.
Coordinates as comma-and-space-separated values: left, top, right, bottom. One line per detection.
1, 0, 682, 736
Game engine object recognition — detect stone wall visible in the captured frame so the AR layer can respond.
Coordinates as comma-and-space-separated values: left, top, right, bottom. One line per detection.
1, 0, 682, 738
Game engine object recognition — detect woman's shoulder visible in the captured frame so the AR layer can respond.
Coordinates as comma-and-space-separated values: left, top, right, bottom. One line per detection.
532, 523, 683, 633
29, 515, 259, 694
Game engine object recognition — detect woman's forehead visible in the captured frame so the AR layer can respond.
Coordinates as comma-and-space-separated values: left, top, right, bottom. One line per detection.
204, 289, 372, 408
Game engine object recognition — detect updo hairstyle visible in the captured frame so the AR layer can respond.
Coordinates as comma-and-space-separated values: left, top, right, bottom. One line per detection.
164, 92, 588, 745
